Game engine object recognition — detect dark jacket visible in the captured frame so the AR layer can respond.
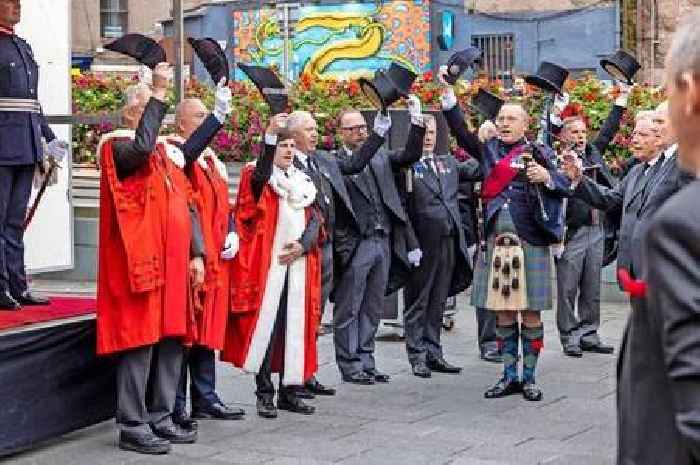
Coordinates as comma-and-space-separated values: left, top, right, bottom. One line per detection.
334, 124, 425, 295
0, 33, 55, 165
617, 179, 700, 465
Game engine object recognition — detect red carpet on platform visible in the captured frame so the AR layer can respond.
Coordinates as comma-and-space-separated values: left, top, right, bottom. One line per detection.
0, 296, 96, 331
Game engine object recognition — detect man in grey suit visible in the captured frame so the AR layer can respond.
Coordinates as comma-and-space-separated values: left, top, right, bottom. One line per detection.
400, 114, 479, 377
332, 98, 425, 384
617, 14, 700, 464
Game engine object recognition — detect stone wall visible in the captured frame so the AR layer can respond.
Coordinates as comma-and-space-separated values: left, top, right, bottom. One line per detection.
469, 0, 613, 13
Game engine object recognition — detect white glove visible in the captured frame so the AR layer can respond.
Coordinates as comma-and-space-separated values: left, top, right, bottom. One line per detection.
213, 78, 233, 124
615, 83, 632, 107
221, 231, 239, 260
407, 248, 422, 267
478, 120, 497, 143
407, 94, 422, 121
47, 139, 69, 162
373, 112, 391, 137
138, 65, 153, 87
440, 87, 457, 111
552, 92, 570, 116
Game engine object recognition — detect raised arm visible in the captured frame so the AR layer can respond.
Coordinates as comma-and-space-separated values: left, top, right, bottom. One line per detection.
592, 105, 624, 155
336, 132, 385, 175
113, 97, 168, 179
389, 123, 426, 170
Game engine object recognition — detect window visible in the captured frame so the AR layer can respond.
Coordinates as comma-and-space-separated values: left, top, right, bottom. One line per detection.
100, 0, 128, 38
471, 34, 515, 79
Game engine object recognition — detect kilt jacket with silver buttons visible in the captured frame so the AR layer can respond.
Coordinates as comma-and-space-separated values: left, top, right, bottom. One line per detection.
0, 33, 55, 165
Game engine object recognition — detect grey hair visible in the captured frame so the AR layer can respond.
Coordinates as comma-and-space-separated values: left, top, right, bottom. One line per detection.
286, 110, 314, 132
667, 10, 700, 77
124, 83, 151, 107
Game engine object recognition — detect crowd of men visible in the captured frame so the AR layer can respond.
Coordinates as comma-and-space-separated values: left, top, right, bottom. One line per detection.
3, 0, 700, 462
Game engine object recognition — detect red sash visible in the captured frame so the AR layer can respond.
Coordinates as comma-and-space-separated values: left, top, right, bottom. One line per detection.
617, 268, 647, 298
481, 145, 526, 201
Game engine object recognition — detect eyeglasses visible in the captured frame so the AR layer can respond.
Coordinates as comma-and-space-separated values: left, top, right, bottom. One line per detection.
341, 124, 368, 132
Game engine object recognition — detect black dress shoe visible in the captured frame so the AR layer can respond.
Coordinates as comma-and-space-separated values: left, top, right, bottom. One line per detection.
412, 362, 432, 378
150, 423, 197, 444
278, 396, 315, 415
484, 378, 523, 399
256, 398, 277, 419
0, 291, 20, 311
294, 387, 315, 399
305, 378, 336, 396
427, 358, 462, 374
15, 291, 49, 306
172, 412, 198, 431
581, 341, 615, 354
342, 372, 375, 385
119, 430, 171, 455
522, 382, 543, 401
191, 402, 245, 420
365, 369, 390, 383
563, 343, 583, 358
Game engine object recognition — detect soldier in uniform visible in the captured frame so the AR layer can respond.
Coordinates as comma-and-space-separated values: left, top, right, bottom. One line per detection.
0, 0, 69, 310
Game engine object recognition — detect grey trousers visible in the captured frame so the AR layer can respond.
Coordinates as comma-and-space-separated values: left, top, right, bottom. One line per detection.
333, 235, 391, 376
555, 225, 604, 346
403, 235, 456, 364
321, 240, 334, 306
117, 338, 183, 433
476, 307, 498, 349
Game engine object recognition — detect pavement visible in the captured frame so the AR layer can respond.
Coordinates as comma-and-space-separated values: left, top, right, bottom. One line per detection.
7, 283, 628, 465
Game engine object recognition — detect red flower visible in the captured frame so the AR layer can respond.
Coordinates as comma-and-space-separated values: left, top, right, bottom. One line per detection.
422, 70, 433, 82
348, 81, 360, 97
531, 339, 544, 352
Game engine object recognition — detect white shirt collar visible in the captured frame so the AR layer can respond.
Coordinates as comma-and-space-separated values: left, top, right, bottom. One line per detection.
343, 145, 353, 157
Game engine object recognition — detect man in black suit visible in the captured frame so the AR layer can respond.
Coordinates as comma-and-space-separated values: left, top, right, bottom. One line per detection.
286, 109, 388, 388
400, 114, 479, 377
331, 98, 425, 384
617, 14, 700, 464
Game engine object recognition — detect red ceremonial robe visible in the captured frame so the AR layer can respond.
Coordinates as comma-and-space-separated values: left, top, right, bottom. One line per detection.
186, 147, 232, 350
221, 164, 321, 385
96, 132, 193, 355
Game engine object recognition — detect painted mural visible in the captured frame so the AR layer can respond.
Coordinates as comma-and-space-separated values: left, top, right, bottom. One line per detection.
232, 1, 431, 81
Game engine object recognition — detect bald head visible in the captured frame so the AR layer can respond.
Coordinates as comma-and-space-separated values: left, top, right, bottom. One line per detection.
175, 98, 208, 138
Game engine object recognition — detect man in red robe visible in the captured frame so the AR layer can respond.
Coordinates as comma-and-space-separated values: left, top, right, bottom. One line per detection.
96, 64, 224, 455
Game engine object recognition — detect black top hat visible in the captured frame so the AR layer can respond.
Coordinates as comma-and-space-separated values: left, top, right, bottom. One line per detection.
188, 37, 229, 84
471, 88, 504, 121
525, 61, 569, 95
358, 63, 417, 112
444, 47, 482, 85
105, 34, 166, 69
237, 63, 288, 115
600, 50, 640, 84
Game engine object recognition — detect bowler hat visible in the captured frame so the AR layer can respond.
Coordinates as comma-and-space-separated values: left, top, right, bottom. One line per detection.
358, 63, 417, 112
471, 88, 504, 121
188, 37, 229, 84
444, 47, 482, 85
525, 61, 569, 95
237, 63, 288, 115
600, 50, 640, 84
105, 34, 166, 69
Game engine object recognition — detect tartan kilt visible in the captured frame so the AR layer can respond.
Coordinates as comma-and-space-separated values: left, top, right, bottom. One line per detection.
471, 209, 553, 311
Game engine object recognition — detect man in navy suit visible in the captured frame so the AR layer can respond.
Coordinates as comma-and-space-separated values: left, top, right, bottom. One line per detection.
0, 0, 69, 310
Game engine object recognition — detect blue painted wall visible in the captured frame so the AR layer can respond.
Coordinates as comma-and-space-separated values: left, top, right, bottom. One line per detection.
434, 6, 619, 78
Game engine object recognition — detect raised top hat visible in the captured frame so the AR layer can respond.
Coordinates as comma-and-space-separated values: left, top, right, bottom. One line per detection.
445, 47, 482, 85
600, 49, 640, 84
471, 88, 504, 121
237, 63, 288, 115
188, 37, 229, 84
105, 34, 166, 69
525, 61, 569, 95
358, 63, 417, 112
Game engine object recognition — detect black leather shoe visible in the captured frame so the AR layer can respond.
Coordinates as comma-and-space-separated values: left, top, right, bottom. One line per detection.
522, 382, 543, 401
119, 430, 171, 455
151, 423, 197, 444
15, 291, 49, 306
427, 358, 462, 374
256, 398, 277, 419
581, 341, 615, 354
278, 396, 315, 415
563, 343, 583, 358
172, 412, 198, 431
480, 345, 503, 363
294, 387, 315, 399
342, 372, 375, 385
484, 378, 523, 399
305, 378, 336, 396
365, 369, 390, 383
0, 291, 20, 311
412, 362, 432, 378
192, 402, 245, 420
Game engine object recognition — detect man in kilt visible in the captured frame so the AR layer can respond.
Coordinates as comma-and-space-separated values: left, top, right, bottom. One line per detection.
438, 67, 568, 401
